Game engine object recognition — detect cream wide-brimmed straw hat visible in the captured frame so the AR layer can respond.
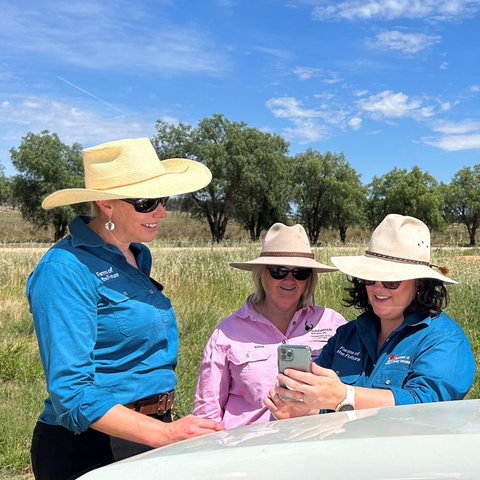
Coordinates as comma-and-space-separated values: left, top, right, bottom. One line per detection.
42, 137, 212, 209
229, 223, 337, 273
331, 214, 456, 284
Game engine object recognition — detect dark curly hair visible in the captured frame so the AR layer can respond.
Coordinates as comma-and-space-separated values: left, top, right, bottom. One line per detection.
343, 276, 449, 317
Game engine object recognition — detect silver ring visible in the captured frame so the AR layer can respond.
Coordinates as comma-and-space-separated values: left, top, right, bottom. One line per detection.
299, 393, 304, 403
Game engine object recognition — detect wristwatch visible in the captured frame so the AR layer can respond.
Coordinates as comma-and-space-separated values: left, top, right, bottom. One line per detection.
335, 385, 355, 412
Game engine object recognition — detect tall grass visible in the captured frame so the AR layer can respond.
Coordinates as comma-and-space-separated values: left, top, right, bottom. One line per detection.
1, 226, 479, 477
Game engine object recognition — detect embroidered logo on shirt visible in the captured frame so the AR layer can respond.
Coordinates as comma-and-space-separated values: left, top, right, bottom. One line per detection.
95, 266, 120, 282
336, 346, 361, 362
385, 354, 411, 366
310, 327, 334, 342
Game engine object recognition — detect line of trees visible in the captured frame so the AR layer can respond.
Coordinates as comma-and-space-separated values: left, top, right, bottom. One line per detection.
1, 116, 480, 245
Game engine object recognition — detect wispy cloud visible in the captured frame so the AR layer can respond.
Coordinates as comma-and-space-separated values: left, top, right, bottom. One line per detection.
368, 30, 442, 53
0, 95, 154, 146
430, 118, 480, 134
311, 0, 480, 22
423, 133, 480, 151
292, 66, 321, 80
324, 71, 344, 84
348, 117, 362, 130
283, 118, 331, 144
0, 1, 228, 76
440, 61, 449, 69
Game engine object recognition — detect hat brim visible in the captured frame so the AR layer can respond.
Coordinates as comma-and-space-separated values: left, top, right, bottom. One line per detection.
330, 255, 456, 285
230, 257, 337, 274
42, 159, 211, 209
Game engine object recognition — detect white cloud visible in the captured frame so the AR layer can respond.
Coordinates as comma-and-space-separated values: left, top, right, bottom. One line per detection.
283, 118, 331, 144
439, 101, 452, 110
0, 2, 229, 76
292, 66, 321, 80
368, 30, 441, 53
0, 72, 18, 80
254, 46, 293, 60
430, 118, 480, 134
0, 95, 155, 146
266, 97, 324, 118
324, 71, 344, 84
440, 61, 449, 69
470, 85, 480, 92
354, 90, 369, 96
311, 0, 480, 22
423, 133, 480, 151
314, 93, 336, 100
356, 90, 431, 120
348, 117, 363, 129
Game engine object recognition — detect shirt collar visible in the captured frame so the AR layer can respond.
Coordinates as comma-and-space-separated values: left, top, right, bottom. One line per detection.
236, 299, 315, 322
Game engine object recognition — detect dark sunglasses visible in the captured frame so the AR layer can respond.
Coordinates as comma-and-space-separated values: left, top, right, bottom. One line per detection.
267, 266, 312, 281
121, 197, 168, 213
361, 279, 402, 290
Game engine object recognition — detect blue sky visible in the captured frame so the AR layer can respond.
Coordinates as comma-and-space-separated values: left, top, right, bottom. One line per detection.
1, 0, 479, 184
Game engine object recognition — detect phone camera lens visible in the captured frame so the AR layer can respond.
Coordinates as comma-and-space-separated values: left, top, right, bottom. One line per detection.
287, 351, 293, 358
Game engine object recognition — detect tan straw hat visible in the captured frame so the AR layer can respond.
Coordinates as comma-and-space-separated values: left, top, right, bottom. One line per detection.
230, 223, 337, 273
331, 214, 456, 284
42, 137, 212, 209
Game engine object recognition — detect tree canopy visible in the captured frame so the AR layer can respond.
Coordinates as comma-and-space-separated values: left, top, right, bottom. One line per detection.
367, 166, 445, 232
153, 113, 291, 242
10, 131, 86, 241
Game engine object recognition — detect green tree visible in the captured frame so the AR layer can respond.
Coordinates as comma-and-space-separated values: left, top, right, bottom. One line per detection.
327, 164, 367, 243
231, 130, 291, 241
152, 114, 291, 242
292, 149, 351, 245
367, 166, 445, 231
10, 131, 86, 241
443, 165, 480, 246
0, 163, 11, 205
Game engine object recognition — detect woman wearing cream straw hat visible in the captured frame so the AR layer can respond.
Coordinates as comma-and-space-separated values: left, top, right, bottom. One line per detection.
193, 223, 346, 428
265, 214, 475, 420
27, 138, 223, 480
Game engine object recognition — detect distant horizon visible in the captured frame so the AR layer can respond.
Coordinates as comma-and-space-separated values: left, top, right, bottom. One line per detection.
1, 0, 479, 184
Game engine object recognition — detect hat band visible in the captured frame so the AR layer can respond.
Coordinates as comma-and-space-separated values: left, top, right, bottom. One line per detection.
260, 251, 315, 259
365, 250, 430, 267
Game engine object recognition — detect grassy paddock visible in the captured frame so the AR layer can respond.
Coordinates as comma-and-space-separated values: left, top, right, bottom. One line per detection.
1, 239, 480, 477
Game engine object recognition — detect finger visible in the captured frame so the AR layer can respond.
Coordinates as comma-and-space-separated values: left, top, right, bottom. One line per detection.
281, 368, 316, 386
311, 362, 336, 378
263, 396, 278, 411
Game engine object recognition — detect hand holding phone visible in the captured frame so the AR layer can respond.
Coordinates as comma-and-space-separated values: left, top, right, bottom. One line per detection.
277, 345, 312, 400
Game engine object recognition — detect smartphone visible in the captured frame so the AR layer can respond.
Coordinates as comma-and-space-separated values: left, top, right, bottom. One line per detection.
277, 345, 312, 400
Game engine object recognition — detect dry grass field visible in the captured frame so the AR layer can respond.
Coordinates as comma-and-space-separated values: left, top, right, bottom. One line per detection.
1, 208, 479, 479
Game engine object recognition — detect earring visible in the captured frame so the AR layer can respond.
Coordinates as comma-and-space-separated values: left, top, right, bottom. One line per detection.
105, 217, 115, 231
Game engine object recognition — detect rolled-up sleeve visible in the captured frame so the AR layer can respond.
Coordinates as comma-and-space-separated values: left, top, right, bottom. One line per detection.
28, 260, 118, 434
193, 331, 231, 423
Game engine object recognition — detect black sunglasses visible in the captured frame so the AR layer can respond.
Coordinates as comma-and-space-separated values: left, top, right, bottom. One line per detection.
267, 266, 312, 281
121, 197, 169, 213
361, 279, 402, 290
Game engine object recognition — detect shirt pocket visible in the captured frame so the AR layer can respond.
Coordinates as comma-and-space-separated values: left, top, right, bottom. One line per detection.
227, 348, 273, 401
98, 285, 160, 338
372, 364, 409, 390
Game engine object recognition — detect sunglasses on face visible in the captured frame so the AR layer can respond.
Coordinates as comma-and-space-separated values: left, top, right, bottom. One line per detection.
120, 197, 169, 213
360, 279, 402, 290
267, 266, 312, 281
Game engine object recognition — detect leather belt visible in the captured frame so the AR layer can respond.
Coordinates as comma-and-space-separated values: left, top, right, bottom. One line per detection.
124, 390, 175, 416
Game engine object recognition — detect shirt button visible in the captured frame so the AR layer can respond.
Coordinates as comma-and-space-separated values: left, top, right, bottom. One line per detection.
386, 338, 390, 342
282, 340, 287, 344
123, 291, 128, 296
385, 379, 391, 385
149, 289, 154, 294
245, 353, 250, 358
335, 371, 340, 375
293, 321, 296, 325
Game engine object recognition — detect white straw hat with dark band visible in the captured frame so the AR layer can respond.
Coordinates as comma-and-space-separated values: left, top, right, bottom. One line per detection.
230, 223, 337, 273
42, 137, 212, 209
331, 214, 456, 284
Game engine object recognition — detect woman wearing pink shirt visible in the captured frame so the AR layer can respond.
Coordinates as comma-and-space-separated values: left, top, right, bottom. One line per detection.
193, 223, 346, 428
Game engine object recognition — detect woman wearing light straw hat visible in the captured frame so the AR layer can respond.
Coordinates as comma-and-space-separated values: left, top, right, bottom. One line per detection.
27, 138, 224, 480
265, 214, 475, 419
193, 223, 346, 428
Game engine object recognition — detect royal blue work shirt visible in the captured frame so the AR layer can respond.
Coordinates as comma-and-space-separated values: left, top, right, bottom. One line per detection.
315, 310, 475, 404
27, 216, 178, 434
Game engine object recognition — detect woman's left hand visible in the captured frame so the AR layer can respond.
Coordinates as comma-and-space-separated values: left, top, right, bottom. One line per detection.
274, 362, 347, 411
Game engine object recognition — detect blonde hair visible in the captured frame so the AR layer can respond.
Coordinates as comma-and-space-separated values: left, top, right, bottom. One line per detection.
248, 265, 318, 309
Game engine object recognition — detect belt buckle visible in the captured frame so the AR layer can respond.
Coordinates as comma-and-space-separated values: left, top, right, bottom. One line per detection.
157, 390, 174, 415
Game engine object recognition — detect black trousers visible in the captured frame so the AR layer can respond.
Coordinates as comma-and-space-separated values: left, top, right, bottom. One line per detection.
31, 411, 172, 480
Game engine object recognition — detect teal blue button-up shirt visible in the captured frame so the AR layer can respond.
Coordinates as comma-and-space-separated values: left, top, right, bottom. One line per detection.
27, 216, 178, 434
316, 310, 475, 404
